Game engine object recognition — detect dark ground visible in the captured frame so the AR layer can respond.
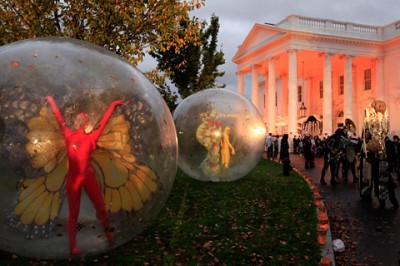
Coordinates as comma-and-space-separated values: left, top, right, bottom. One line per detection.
290, 153, 400, 266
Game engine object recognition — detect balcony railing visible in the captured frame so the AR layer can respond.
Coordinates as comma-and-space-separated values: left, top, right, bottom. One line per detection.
276, 15, 384, 40
297, 16, 378, 35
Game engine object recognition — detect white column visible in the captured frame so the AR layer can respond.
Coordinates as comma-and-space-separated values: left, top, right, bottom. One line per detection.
251, 65, 259, 108
268, 58, 276, 134
281, 74, 288, 118
306, 78, 312, 108
323, 53, 333, 135
288, 50, 298, 135
344, 55, 353, 120
264, 75, 268, 122
237, 71, 245, 95
376, 57, 384, 100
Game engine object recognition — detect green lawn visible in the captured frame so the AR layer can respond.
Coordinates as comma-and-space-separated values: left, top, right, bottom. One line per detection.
0, 159, 321, 265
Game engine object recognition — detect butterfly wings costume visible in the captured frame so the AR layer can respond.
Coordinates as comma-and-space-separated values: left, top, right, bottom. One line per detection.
9, 101, 161, 242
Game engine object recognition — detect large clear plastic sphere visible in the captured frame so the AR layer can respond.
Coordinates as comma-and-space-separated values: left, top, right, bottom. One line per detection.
173, 89, 265, 182
0, 37, 177, 259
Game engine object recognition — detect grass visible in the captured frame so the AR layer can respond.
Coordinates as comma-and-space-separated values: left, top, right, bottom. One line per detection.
0, 159, 321, 265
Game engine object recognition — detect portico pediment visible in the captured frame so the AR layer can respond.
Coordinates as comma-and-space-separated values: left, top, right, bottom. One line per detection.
232, 23, 286, 63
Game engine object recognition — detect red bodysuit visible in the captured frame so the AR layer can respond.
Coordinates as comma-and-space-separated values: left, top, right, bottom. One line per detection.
45, 96, 124, 255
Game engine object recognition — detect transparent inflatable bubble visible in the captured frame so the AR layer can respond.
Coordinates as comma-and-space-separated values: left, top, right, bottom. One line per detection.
173, 89, 265, 182
0, 37, 177, 259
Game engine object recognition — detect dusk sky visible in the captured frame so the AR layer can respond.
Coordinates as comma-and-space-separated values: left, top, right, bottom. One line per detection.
140, 0, 399, 97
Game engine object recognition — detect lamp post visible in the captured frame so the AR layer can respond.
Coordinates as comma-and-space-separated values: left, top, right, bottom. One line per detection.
299, 102, 307, 118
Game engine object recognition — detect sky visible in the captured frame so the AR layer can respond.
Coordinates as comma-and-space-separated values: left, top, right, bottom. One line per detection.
140, 0, 400, 94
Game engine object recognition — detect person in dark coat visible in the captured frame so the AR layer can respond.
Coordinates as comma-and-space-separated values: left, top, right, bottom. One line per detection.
393, 135, 400, 180
279, 134, 290, 162
303, 135, 315, 169
320, 129, 344, 185
342, 132, 359, 183
319, 140, 330, 185
386, 136, 397, 175
280, 134, 292, 176
384, 136, 399, 209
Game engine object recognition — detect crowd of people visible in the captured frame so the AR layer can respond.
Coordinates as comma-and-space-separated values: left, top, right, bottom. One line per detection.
265, 133, 291, 175
264, 129, 400, 210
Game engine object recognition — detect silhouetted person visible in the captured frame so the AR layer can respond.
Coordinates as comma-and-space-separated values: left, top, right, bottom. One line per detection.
280, 134, 292, 176
303, 135, 314, 169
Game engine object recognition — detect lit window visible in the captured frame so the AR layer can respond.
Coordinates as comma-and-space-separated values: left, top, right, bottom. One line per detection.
364, 69, 371, 91
319, 81, 323, 98
339, 76, 344, 95
298, 86, 302, 102
263, 94, 265, 108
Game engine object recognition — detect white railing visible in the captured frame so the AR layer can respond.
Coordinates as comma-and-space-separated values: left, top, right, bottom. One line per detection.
296, 16, 379, 36
332, 22, 346, 31
299, 17, 326, 28
351, 24, 378, 34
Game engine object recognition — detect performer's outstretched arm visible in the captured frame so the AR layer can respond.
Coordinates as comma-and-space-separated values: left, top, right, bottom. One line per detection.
45, 96, 68, 133
92, 100, 124, 141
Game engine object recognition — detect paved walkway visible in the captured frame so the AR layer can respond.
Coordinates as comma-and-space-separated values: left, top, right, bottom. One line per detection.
290, 153, 400, 266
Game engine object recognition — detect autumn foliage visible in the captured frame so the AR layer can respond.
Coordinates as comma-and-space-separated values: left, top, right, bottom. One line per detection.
0, 0, 204, 66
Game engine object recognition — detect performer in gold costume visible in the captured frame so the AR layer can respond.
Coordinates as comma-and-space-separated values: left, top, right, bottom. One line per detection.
220, 127, 235, 181
359, 100, 399, 209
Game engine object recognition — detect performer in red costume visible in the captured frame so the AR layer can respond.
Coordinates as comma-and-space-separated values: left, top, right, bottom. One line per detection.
45, 96, 124, 255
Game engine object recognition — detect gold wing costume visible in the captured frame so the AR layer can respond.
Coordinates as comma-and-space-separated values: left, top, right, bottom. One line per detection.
9, 106, 161, 238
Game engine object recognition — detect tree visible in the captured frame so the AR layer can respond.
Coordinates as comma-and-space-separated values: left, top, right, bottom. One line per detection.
0, 0, 204, 66
151, 14, 225, 99
156, 83, 179, 111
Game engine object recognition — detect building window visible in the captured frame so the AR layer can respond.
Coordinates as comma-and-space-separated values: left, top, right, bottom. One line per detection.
339, 75, 344, 95
298, 86, 302, 102
364, 69, 372, 91
263, 94, 265, 108
275, 92, 277, 107
319, 81, 323, 98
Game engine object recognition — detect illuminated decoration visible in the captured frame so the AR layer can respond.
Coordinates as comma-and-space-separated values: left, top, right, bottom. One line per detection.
299, 102, 307, 118
364, 100, 389, 151
302, 115, 322, 136
173, 89, 265, 182
0, 38, 177, 259
359, 100, 390, 199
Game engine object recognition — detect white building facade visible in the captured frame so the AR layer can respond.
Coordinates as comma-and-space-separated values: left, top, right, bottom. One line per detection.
232, 15, 400, 138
